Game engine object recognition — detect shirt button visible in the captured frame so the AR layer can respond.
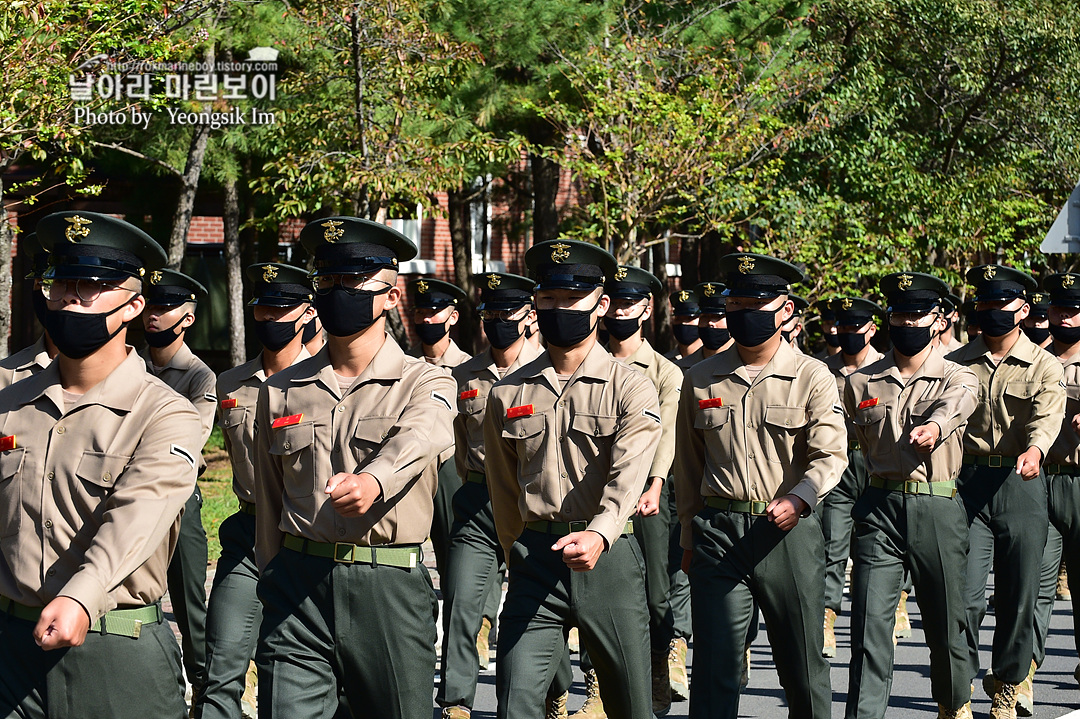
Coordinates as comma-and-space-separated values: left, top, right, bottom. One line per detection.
283, 441, 291, 450
56, 426, 65, 435
747, 391, 754, 398
44, 520, 53, 529
519, 430, 525, 436
337, 406, 345, 412
747, 422, 753, 428
748, 452, 755, 459
561, 472, 568, 478
338, 528, 346, 537
47, 471, 55, 481
102, 472, 111, 483
559, 400, 566, 407
47, 568, 56, 577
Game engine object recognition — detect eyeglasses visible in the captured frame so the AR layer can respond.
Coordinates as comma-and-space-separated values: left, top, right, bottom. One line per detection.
889, 311, 939, 327
41, 278, 129, 304
314, 273, 392, 295
479, 308, 528, 322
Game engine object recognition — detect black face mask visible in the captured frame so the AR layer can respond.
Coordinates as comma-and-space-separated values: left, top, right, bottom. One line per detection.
144, 313, 190, 348
837, 332, 869, 356
727, 307, 783, 348
603, 315, 641, 341
699, 326, 731, 350
976, 308, 1019, 338
414, 320, 450, 346
1050, 322, 1080, 345
524, 324, 534, 339
254, 317, 303, 351
44, 297, 135, 359
314, 286, 388, 338
824, 334, 841, 348
672, 324, 699, 346
302, 317, 320, 344
536, 298, 601, 348
32, 292, 48, 327
890, 325, 935, 357
1022, 325, 1050, 345
484, 318, 523, 350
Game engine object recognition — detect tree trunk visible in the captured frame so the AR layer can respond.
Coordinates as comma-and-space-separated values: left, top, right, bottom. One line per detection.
529, 121, 561, 243
0, 176, 12, 356
651, 239, 671, 352
223, 175, 245, 368
680, 234, 699, 288
448, 186, 477, 352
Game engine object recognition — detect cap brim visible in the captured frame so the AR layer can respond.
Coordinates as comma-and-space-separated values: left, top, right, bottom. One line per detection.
537, 279, 602, 291
48, 265, 130, 282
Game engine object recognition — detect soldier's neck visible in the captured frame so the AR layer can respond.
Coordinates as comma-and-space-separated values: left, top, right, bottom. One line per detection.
607, 332, 643, 359
148, 337, 184, 367
983, 327, 1020, 359
423, 334, 451, 360
842, 344, 871, 371
263, 339, 305, 377
491, 336, 525, 370
735, 332, 782, 367
329, 323, 386, 378
678, 339, 702, 356
893, 344, 931, 378
58, 337, 131, 394
548, 334, 596, 376
1054, 338, 1080, 361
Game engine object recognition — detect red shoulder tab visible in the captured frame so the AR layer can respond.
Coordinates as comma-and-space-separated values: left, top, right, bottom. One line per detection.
698, 397, 724, 409
0, 435, 15, 452
220, 398, 238, 410
459, 389, 479, 400
858, 398, 879, 410
271, 413, 304, 429
507, 404, 533, 419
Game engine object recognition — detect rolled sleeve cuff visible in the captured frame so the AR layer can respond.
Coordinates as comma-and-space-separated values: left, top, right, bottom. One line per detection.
926, 410, 954, 439
586, 514, 621, 550
1027, 435, 1052, 462
57, 573, 109, 623
789, 483, 820, 513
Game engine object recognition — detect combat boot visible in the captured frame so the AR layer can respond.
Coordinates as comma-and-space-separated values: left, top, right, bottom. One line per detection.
1015, 659, 1036, 717
651, 647, 671, 715
822, 608, 837, 658
741, 646, 751, 688
894, 591, 912, 639
936, 702, 973, 719
441, 707, 471, 719
989, 679, 1019, 719
567, 626, 580, 653
476, 617, 492, 670
570, 669, 606, 719
1057, 563, 1070, 600
546, 691, 568, 719
241, 660, 257, 719
668, 637, 689, 700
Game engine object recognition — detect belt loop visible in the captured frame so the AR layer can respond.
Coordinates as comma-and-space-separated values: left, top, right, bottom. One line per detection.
371, 546, 378, 569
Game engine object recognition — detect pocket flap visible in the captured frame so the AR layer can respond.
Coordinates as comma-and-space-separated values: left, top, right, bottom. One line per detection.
353, 416, 396, 444
855, 404, 886, 426
269, 422, 315, 455
0, 448, 25, 481
764, 405, 809, 429
570, 413, 617, 437
1004, 382, 1035, 399
502, 414, 546, 440
694, 406, 731, 429
75, 450, 130, 488
219, 406, 247, 429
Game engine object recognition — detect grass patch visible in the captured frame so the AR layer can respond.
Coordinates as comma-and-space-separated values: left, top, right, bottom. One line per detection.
199, 435, 234, 562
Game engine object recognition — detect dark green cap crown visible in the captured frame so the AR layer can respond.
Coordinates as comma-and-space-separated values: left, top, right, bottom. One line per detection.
525, 239, 618, 291
718, 253, 804, 299
965, 264, 1036, 302
693, 282, 727, 314
246, 263, 314, 306
879, 272, 949, 313
20, 233, 48, 280
830, 297, 882, 325
37, 211, 167, 281
474, 272, 534, 311
605, 266, 664, 299
790, 295, 810, 314
669, 289, 700, 317
145, 269, 206, 306
1025, 291, 1050, 316
408, 278, 467, 309
1042, 273, 1080, 309
299, 216, 417, 276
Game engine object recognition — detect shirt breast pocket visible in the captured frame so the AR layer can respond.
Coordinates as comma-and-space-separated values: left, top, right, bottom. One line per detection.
351, 416, 396, 463
568, 413, 618, 467
1002, 381, 1035, 419
219, 405, 248, 442
75, 450, 131, 518
762, 405, 809, 464
694, 405, 733, 459
270, 422, 317, 497
0, 448, 24, 539
501, 414, 547, 469
855, 404, 887, 427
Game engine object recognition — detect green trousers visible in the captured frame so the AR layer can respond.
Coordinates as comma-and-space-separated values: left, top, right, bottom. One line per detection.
1034, 469, 1080, 662
497, 528, 652, 719
958, 465, 1049, 685
822, 449, 868, 613
255, 545, 438, 719
168, 487, 209, 697
844, 487, 971, 718
633, 480, 676, 654
431, 461, 460, 590
688, 507, 831, 719
195, 510, 260, 719
666, 485, 692, 641
437, 480, 505, 709
0, 606, 184, 719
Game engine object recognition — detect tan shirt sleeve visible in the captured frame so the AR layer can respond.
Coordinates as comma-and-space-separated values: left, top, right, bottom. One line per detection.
58, 396, 202, 620
924, 365, 979, 443
189, 366, 219, 446
674, 372, 707, 550
1027, 355, 1067, 459
647, 358, 682, 480
786, 362, 847, 512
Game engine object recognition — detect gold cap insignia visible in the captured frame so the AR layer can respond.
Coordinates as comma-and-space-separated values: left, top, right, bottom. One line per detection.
64, 215, 92, 243
486, 274, 501, 290
615, 267, 628, 281
1065, 275, 1076, 288
262, 265, 278, 283
149, 270, 162, 285
983, 266, 997, 281
550, 242, 571, 263
842, 298, 853, 310
321, 220, 344, 243
677, 290, 690, 302
416, 280, 429, 294
738, 256, 755, 274
897, 274, 913, 290
703, 283, 716, 297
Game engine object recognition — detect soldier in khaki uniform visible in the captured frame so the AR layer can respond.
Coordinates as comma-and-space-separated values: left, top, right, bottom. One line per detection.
820, 297, 884, 657
937, 295, 966, 353
1021, 291, 1052, 349
140, 269, 216, 701
194, 263, 315, 719
253, 217, 456, 719
946, 265, 1065, 718
0, 234, 56, 390
0, 211, 203, 719
674, 252, 846, 719
812, 299, 841, 360
842, 273, 978, 719
961, 300, 981, 343
676, 282, 732, 370
485, 239, 662, 719
780, 294, 810, 352
664, 289, 702, 361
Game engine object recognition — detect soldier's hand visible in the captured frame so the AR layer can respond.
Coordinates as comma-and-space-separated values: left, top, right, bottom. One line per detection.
1015, 447, 1043, 481
766, 494, 807, 531
552, 530, 606, 571
909, 422, 941, 453
636, 477, 663, 517
34, 597, 90, 651
1071, 413, 1080, 434
325, 472, 382, 516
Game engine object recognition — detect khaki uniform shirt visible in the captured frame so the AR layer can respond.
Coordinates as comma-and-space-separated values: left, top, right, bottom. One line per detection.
674, 340, 847, 549
254, 336, 456, 570
409, 338, 471, 369
484, 341, 662, 556
941, 334, 965, 353
825, 347, 885, 441
844, 347, 978, 483
0, 348, 201, 620
452, 341, 543, 479
614, 338, 682, 480
141, 343, 218, 447
0, 335, 52, 390
946, 334, 1065, 458
1046, 344, 1080, 466
676, 347, 711, 372
217, 347, 310, 504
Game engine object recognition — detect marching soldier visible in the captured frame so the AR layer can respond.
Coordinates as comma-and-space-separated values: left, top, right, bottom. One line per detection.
0, 234, 56, 390
602, 265, 684, 715
1021, 291, 1052, 349
820, 297, 884, 658
664, 289, 702, 361
961, 300, 981, 343
937, 294, 966, 353
843, 273, 978, 719
781, 295, 810, 353
946, 264, 1065, 718
194, 263, 315, 719
140, 269, 216, 703
0, 211, 203, 718
676, 282, 732, 370
253, 217, 456, 718
674, 252, 846, 719
813, 299, 841, 359
438, 272, 543, 719
484, 239, 662, 719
